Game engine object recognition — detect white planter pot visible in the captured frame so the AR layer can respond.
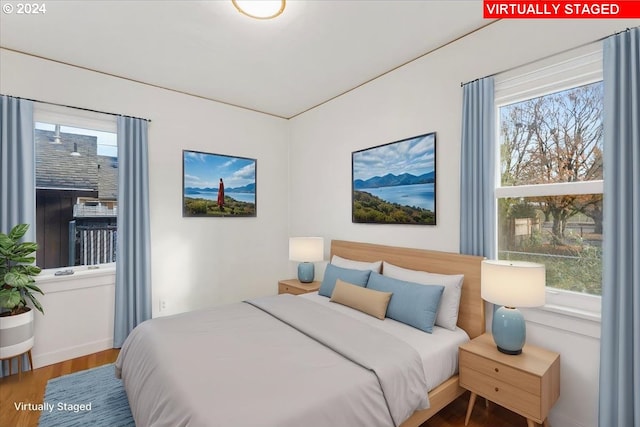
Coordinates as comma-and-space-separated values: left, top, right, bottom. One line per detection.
0, 308, 34, 359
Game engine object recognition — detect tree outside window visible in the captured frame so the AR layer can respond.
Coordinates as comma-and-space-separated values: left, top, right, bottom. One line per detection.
497, 81, 603, 295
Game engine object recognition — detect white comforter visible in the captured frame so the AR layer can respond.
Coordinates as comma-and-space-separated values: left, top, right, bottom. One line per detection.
116, 294, 430, 427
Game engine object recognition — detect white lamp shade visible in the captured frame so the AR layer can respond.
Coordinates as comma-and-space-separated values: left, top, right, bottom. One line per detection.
289, 237, 324, 262
481, 260, 546, 308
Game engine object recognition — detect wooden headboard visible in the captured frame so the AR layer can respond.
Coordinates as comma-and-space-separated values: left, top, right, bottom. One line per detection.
330, 240, 485, 339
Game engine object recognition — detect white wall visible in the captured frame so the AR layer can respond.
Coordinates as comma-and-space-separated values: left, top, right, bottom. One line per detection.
1, 47, 290, 364
288, 19, 638, 427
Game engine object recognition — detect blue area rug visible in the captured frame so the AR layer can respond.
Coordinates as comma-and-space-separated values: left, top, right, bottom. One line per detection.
39, 363, 134, 427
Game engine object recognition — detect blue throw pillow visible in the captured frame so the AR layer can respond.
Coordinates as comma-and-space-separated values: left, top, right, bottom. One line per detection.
366, 272, 444, 333
318, 264, 372, 297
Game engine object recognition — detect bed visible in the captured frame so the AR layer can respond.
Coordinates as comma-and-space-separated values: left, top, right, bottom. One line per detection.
115, 240, 485, 427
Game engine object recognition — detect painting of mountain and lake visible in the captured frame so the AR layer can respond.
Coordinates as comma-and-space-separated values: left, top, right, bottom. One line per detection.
183, 150, 256, 217
352, 132, 436, 225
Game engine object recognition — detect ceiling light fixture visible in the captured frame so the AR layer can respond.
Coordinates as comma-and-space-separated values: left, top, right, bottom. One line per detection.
232, 0, 285, 20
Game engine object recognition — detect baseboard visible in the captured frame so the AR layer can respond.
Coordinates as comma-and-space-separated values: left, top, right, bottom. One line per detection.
33, 338, 114, 369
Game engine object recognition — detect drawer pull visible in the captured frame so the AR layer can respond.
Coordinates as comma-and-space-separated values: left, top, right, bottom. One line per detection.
495, 368, 499, 373
494, 387, 499, 392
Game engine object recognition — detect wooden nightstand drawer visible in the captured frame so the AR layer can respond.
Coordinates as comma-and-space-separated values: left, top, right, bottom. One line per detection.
278, 283, 305, 295
278, 280, 321, 295
460, 350, 540, 396
460, 366, 542, 420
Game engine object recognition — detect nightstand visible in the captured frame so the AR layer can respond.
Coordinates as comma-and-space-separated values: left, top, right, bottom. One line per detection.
278, 279, 321, 295
459, 333, 560, 427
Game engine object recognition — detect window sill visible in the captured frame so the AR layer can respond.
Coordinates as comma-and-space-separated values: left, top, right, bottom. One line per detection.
36, 264, 116, 293
521, 304, 601, 339
539, 303, 601, 322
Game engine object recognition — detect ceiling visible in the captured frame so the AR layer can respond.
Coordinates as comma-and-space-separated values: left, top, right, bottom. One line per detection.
0, 1, 490, 119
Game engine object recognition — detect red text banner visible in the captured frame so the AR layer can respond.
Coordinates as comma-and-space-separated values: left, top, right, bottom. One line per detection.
483, 1, 640, 18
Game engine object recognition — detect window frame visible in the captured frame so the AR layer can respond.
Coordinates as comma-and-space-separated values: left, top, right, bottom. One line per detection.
33, 103, 118, 273
493, 42, 603, 321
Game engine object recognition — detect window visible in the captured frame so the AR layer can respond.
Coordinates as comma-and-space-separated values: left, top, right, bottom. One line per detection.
34, 105, 118, 270
495, 43, 603, 316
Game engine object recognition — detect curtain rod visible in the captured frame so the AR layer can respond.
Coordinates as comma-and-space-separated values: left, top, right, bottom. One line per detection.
2, 94, 151, 123
459, 26, 636, 88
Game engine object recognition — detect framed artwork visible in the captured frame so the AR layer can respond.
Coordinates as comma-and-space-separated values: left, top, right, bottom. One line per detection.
352, 132, 436, 225
183, 150, 256, 217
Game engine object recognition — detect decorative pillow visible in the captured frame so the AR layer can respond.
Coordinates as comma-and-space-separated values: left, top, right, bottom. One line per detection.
330, 279, 392, 320
330, 255, 382, 273
383, 262, 464, 331
318, 264, 372, 297
366, 272, 444, 333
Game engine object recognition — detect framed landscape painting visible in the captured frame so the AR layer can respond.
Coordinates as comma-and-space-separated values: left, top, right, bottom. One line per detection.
183, 150, 256, 217
352, 132, 436, 225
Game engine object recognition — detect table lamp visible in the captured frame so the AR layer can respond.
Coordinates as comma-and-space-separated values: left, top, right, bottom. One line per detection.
289, 237, 324, 283
481, 259, 546, 355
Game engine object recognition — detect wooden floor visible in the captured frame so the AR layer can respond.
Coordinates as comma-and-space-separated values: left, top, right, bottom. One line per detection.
0, 349, 526, 427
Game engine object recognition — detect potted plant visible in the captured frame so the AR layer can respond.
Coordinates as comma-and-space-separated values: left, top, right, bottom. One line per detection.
0, 224, 43, 367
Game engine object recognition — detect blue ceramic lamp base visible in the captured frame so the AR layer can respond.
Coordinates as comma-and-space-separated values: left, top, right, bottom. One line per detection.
297, 262, 315, 283
492, 306, 526, 355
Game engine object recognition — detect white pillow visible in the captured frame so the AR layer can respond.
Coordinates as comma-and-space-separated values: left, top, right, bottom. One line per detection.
331, 255, 382, 273
382, 261, 464, 331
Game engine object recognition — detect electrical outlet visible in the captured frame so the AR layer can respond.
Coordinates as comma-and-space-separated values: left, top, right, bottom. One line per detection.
159, 299, 167, 312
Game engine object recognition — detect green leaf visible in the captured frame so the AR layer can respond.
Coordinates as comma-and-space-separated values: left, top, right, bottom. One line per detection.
11, 256, 36, 264
0, 288, 22, 310
25, 291, 43, 314
10, 265, 31, 275
15, 242, 38, 253
0, 234, 12, 249
25, 283, 44, 295
8, 224, 29, 241
23, 265, 42, 276
4, 271, 29, 287
7, 264, 39, 278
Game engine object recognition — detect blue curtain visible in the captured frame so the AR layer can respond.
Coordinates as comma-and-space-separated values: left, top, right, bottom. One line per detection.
599, 27, 640, 427
459, 77, 496, 258
114, 116, 152, 348
1, 96, 35, 239
0, 95, 35, 376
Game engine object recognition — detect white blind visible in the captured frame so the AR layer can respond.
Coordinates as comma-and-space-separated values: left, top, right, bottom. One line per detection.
495, 41, 602, 106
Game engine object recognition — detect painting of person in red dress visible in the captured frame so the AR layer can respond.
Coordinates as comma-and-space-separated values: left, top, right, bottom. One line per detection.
217, 178, 225, 211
